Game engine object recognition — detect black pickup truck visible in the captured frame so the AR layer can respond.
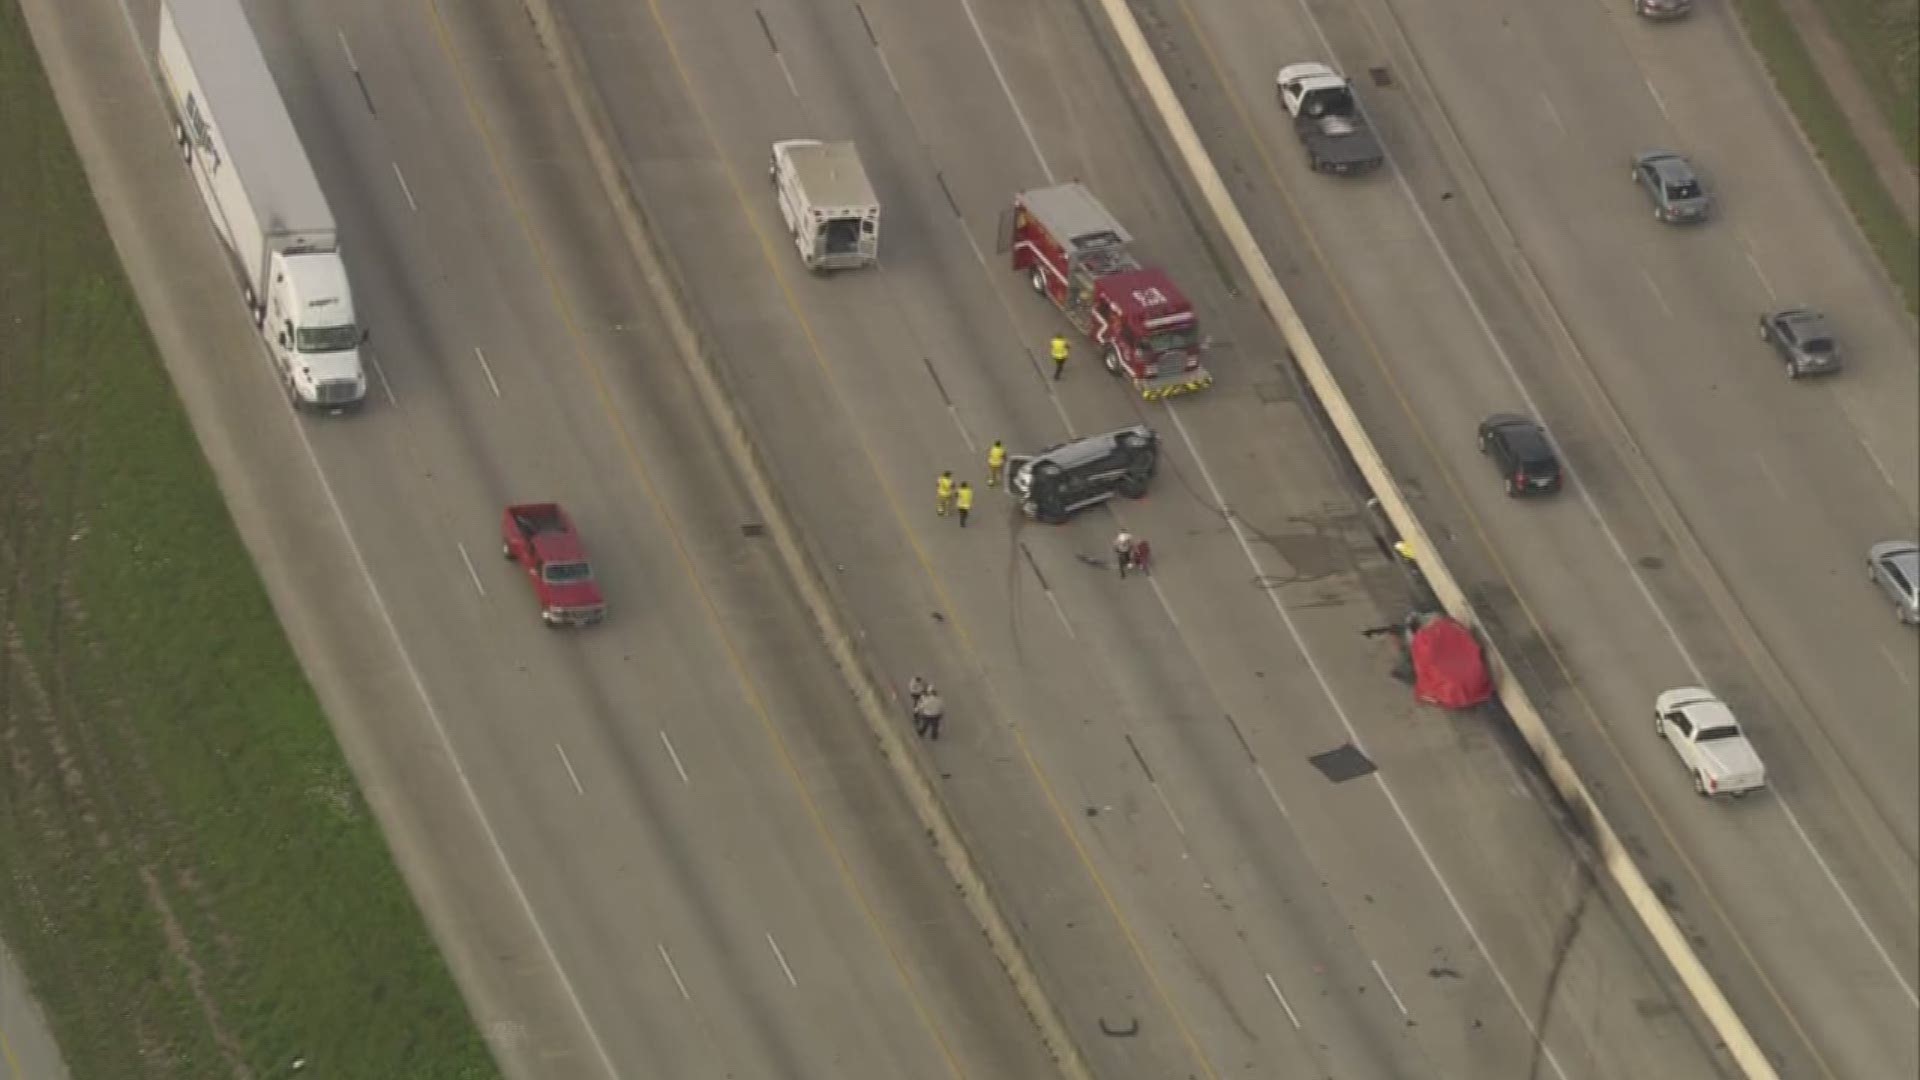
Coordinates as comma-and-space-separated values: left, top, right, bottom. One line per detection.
1276, 62, 1385, 176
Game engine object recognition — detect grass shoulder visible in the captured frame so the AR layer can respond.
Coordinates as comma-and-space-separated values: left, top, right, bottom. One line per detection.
0, 6, 499, 1078
1730, 0, 1920, 315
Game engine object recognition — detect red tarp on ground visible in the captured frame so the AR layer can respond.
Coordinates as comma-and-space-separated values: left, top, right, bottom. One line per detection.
1410, 616, 1492, 709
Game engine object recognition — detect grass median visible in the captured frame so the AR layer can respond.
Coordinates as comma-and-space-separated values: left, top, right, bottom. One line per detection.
1822, 0, 1917, 168
1730, 0, 1919, 314
0, 5, 499, 1078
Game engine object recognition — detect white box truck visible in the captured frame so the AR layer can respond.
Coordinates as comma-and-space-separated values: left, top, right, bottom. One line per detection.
158, 0, 367, 410
768, 140, 880, 271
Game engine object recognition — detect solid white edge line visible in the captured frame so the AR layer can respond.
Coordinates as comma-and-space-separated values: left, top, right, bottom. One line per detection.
289, 405, 620, 1077
368, 355, 398, 407
1284, 0, 1907, 1004
92, 0, 618, 1070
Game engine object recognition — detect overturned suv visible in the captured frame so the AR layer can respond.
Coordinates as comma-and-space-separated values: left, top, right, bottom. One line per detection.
1009, 425, 1159, 524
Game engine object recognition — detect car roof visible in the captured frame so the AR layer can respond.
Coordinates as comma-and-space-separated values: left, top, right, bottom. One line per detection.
1483, 413, 1551, 448
1679, 697, 1738, 729
1659, 687, 1738, 728
1773, 308, 1829, 331
1654, 158, 1696, 182
1872, 540, 1920, 568
531, 530, 589, 564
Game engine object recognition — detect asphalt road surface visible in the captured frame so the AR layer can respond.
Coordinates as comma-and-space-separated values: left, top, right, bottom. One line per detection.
0, 937, 66, 1080
1127, 0, 1919, 1076
37, 0, 1059, 1075
546, 0, 1739, 1075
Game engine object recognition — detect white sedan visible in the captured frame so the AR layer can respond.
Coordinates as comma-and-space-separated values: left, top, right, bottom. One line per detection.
1654, 688, 1767, 798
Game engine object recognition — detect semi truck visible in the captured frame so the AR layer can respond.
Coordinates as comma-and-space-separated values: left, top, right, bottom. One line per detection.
1276, 62, 1385, 176
158, 0, 368, 411
769, 140, 881, 272
1004, 182, 1213, 401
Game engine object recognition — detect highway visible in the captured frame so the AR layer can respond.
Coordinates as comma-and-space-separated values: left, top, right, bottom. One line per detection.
45, 0, 1061, 1075
547, 0, 1734, 1075
1123, 0, 1919, 1076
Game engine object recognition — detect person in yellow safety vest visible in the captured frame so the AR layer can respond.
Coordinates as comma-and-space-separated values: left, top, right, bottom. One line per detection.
986, 440, 1006, 487
1393, 539, 1415, 564
936, 470, 955, 516
955, 482, 974, 527
1050, 334, 1070, 381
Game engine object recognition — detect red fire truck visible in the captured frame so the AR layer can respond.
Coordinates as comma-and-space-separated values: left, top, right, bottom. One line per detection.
1004, 182, 1212, 401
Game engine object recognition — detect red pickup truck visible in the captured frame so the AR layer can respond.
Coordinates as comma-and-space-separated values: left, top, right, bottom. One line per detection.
501, 502, 606, 627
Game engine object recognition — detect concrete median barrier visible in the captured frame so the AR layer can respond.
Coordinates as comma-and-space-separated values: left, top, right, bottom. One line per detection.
512, 2, 1093, 1077
1087, 0, 1778, 1077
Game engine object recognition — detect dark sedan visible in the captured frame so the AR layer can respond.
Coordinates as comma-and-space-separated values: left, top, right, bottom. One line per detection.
1477, 413, 1563, 497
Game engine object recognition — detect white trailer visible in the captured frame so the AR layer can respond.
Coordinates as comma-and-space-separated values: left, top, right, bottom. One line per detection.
158, 0, 367, 410
768, 140, 880, 271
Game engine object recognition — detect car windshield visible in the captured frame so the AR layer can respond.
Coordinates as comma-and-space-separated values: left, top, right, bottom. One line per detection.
1801, 336, 1835, 354
295, 324, 362, 353
542, 561, 594, 584
1144, 327, 1201, 355
1666, 180, 1702, 200
1697, 725, 1743, 742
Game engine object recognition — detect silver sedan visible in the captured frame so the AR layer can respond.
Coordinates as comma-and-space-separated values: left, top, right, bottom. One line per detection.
1868, 541, 1920, 625
1760, 307, 1844, 379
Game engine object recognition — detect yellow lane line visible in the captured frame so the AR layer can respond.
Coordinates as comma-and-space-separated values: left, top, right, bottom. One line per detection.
418, 3, 970, 1076
624, 0, 1227, 1076
1165, 0, 1838, 1074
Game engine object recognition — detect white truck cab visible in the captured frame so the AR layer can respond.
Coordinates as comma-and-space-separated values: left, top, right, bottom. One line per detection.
159, 0, 368, 412
769, 140, 880, 272
266, 252, 366, 408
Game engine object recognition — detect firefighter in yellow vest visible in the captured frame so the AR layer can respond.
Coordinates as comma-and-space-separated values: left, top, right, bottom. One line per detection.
936, 470, 955, 516
1050, 334, 1070, 381
955, 481, 974, 528
986, 440, 1006, 487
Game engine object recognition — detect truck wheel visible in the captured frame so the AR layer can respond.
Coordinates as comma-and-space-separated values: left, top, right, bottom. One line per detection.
174, 120, 190, 161
283, 371, 303, 411
502, 541, 514, 560
1029, 267, 1047, 295
1308, 152, 1321, 173
1653, 713, 1664, 737
1691, 771, 1707, 797
1104, 347, 1124, 376
1785, 360, 1800, 380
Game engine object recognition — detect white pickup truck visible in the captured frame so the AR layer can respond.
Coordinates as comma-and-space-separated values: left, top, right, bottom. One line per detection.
1654, 687, 1767, 798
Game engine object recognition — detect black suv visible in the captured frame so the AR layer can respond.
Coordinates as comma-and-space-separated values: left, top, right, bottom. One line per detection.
1009, 425, 1159, 523
1477, 413, 1562, 497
